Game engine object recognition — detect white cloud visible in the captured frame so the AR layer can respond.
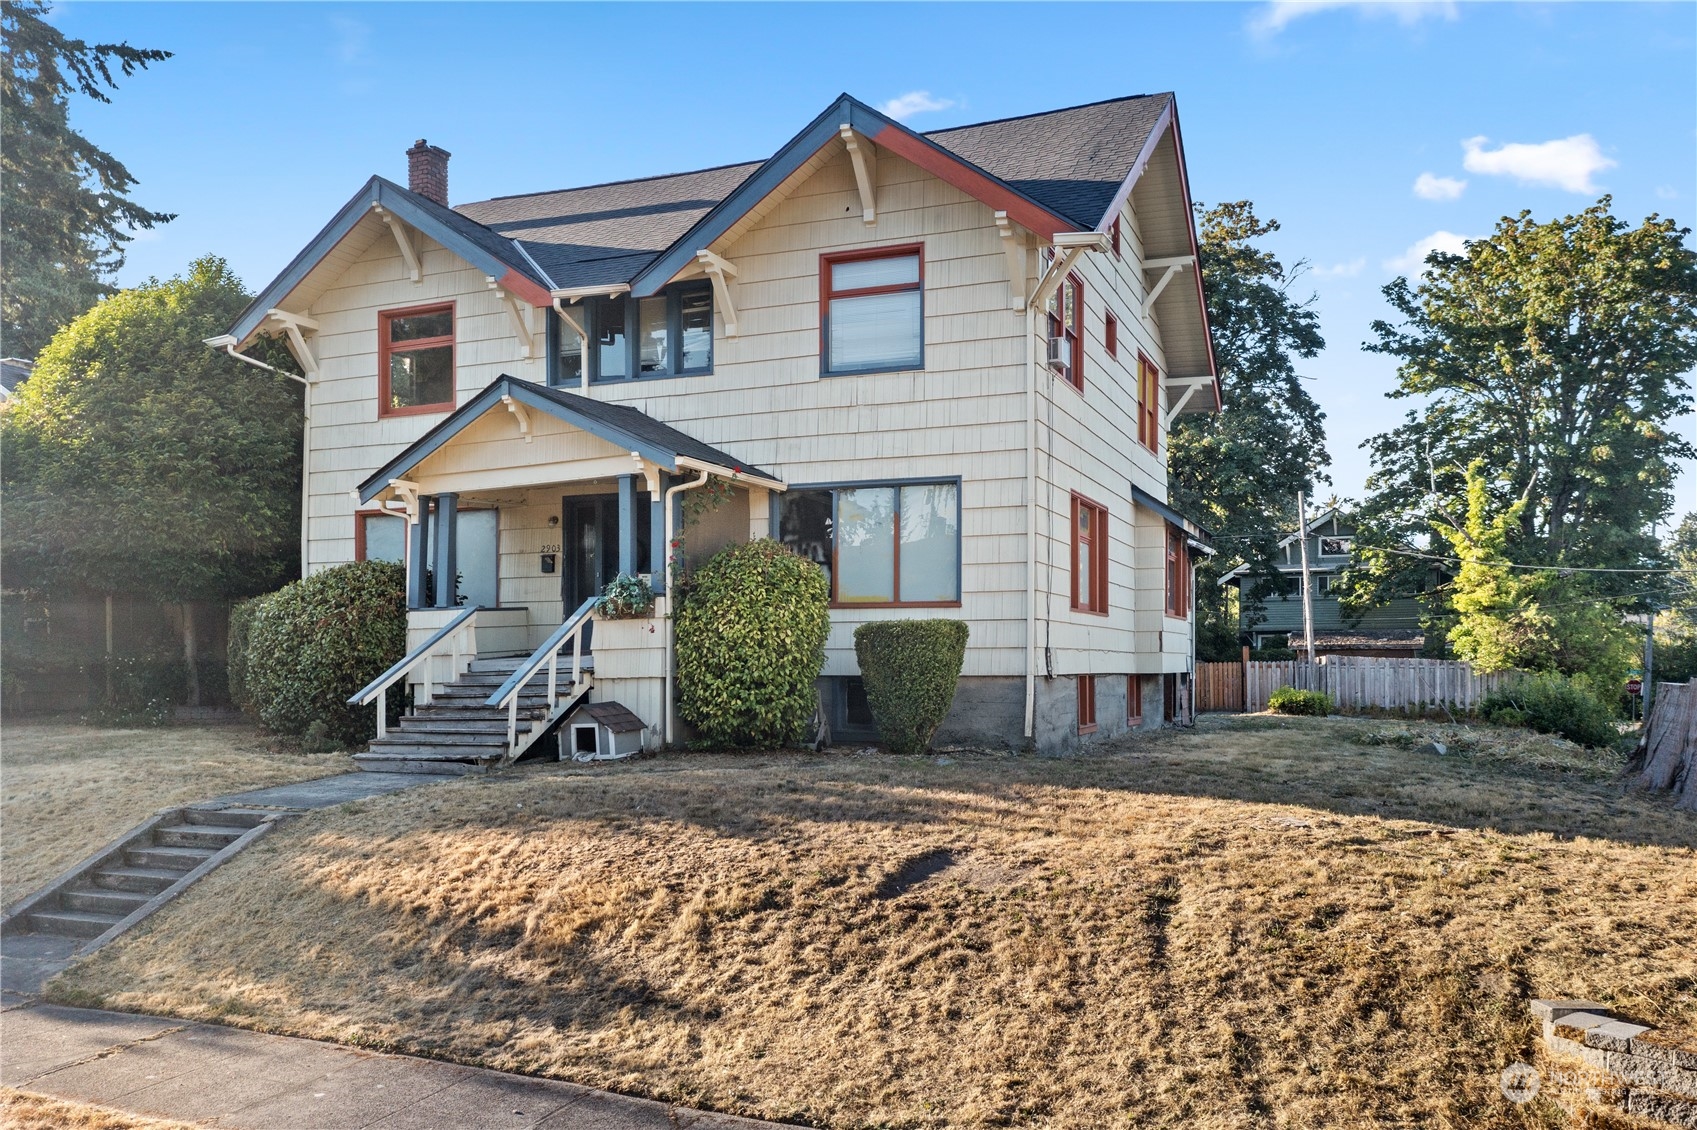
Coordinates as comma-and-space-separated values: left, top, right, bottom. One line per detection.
1384, 230, 1470, 274
1413, 172, 1467, 201
1250, 0, 1457, 37
879, 91, 956, 122
329, 15, 369, 65
1313, 257, 1367, 277
1461, 134, 1616, 194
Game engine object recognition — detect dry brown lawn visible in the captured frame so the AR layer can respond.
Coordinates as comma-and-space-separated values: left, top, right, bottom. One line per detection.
48, 716, 1697, 1129
2, 723, 347, 901
0, 1087, 201, 1129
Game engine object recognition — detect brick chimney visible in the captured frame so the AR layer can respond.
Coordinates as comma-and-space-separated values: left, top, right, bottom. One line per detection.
406, 140, 450, 206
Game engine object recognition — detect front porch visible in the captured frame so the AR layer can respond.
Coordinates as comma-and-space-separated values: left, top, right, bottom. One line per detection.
347, 375, 785, 768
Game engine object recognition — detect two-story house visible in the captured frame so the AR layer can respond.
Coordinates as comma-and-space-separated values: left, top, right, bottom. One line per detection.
1221, 508, 1427, 656
208, 92, 1218, 766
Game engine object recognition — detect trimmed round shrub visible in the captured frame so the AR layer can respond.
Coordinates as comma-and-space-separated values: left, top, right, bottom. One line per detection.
1268, 686, 1333, 716
1481, 675, 1618, 749
853, 620, 970, 755
243, 561, 407, 745
675, 539, 829, 748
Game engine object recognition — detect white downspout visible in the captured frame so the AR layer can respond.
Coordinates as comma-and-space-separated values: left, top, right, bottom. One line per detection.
208, 339, 312, 576
661, 469, 713, 746
1024, 303, 1038, 744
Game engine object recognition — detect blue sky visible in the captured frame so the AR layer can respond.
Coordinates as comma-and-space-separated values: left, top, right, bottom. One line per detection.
53, 1, 1697, 512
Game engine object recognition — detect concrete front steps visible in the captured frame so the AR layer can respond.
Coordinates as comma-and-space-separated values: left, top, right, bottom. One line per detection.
1, 807, 284, 950
352, 655, 588, 776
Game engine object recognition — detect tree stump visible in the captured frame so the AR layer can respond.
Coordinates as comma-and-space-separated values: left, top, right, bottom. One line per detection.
1635, 682, 1697, 810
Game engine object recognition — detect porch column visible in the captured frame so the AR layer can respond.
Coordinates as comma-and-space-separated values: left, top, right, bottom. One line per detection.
651, 472, 667, 594
618, 474, 637, 578
432, 492, 459, 609
407, 497, 432, 610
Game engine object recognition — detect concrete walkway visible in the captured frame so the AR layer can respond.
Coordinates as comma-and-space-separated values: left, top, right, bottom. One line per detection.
1, 1002, 780, 1128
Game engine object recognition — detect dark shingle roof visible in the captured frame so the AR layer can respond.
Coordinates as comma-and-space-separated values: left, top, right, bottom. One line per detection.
924, 94, 1173, 229
527, 381, 781, 484
576, 701, 647, 733
0, 357, 33, 394
448, 94, 1173, 289
456, 163, 761, 291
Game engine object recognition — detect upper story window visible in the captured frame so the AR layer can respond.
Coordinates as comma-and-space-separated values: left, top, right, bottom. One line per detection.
556, 283, 712, 385
1112, 217, 1122, 258
1048, 271, 1084, 391
821, 246, 923, 375
1137, 354, 1160, 450
1072, 493, 1108, 615
1166, 525, 1190, 618
380, 304, 455, 416
1320, 536, 1353, 557
1105, 310, 1119, 360
778, 478, 959, 606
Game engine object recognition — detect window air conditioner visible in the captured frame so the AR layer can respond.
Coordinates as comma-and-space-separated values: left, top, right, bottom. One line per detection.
1046, 336, 1068, 369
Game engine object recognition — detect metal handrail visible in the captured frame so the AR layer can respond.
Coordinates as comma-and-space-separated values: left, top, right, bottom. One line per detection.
485, 596, 598, 756
346, 605, 480, 738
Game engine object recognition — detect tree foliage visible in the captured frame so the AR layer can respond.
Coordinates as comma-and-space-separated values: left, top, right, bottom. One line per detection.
1345, 200, 1697, 620
1, 0, 173, 356
1168, 202, 1329, 659
1442, 461, 1636, 689
1, 256, 302, 603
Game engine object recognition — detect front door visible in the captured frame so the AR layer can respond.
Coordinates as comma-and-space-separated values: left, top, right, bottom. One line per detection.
564, 494, 619, 607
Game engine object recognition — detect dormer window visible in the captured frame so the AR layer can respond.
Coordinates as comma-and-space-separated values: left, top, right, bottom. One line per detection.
555, 283, 713, 385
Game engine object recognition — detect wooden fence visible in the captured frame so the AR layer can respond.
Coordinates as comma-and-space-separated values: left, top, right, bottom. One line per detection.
1196, 656, 1514, 714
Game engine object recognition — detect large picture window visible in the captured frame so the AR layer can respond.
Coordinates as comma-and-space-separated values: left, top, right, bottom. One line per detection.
555, 284, 712, 385
821, 246, 923, 375
380, 304, 455, 415
1072, 493, 1109, 615
777, 479, 959, 606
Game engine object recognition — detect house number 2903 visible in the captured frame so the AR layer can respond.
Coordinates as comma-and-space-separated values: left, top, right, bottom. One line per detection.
540, 543, 561, 554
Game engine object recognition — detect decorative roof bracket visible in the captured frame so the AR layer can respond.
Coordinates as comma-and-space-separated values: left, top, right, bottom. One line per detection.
839, 124, 878, 226
501, 394, 533, 443
1143, 254, 1196, 319
995, 211, 1028, 310
696, 249, 740, 337
373, 204, 422, 283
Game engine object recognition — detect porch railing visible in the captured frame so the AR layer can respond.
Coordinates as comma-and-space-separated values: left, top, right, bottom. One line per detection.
484, 596, 598, 758
346, 605, 480, 739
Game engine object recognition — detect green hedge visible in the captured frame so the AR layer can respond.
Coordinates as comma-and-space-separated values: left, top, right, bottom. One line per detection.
675, 539, 829, 747
1268, 686, 1333, 716
854, 620, 969, 755
226, 597, 260, 713
242, 561, 407, 745
1481, 675, 1618, 749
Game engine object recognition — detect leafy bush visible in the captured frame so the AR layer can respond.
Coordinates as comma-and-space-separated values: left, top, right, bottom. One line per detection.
242, 561, 407, 745
1268, 686, 1333, 716
675, 539, 829, 747
853, 620, 970, 755
85, 654, 182, 727
226, 597, 260, 712
596, 573, 654, 619
1480, 675, 1619, 749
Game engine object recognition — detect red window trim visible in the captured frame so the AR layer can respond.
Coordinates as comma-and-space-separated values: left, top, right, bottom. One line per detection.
1077, 675, 1098, 734
819, 243, 925, 375
1070, 492, 1109, 616
1165, 524, 1191, 619
1137, 352, 1161, 451
378, 301, 456, 418
826, 481, 962, 610
1112, 217, 1122, 259
1049, 272, 1085, 393
1105, 310, 1118, 360
354, 509, 408, 563
1127, 674, 1143, 726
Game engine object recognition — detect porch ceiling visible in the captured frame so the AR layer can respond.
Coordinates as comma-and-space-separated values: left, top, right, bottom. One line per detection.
357, 374, 783, 504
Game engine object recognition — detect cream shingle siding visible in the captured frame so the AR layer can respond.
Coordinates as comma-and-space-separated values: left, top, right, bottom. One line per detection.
294, 138, 1200, 685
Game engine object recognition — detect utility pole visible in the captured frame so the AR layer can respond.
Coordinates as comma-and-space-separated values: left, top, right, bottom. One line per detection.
1645, 600, 1658, 721
1296, 491, 1316, 665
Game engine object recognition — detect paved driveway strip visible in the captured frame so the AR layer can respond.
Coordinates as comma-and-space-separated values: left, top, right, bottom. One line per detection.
2, 1003, 783, 1129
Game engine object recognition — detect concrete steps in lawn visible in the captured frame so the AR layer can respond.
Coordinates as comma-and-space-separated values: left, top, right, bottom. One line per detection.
1, 807, 283, 946
353, 654, 588, 775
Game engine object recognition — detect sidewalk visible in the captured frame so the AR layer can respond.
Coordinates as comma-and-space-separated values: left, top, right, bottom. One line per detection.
1, 1002, 782, 1129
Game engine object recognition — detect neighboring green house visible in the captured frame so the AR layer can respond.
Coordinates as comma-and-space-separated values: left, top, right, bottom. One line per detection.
1220, 508, 1426, 657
